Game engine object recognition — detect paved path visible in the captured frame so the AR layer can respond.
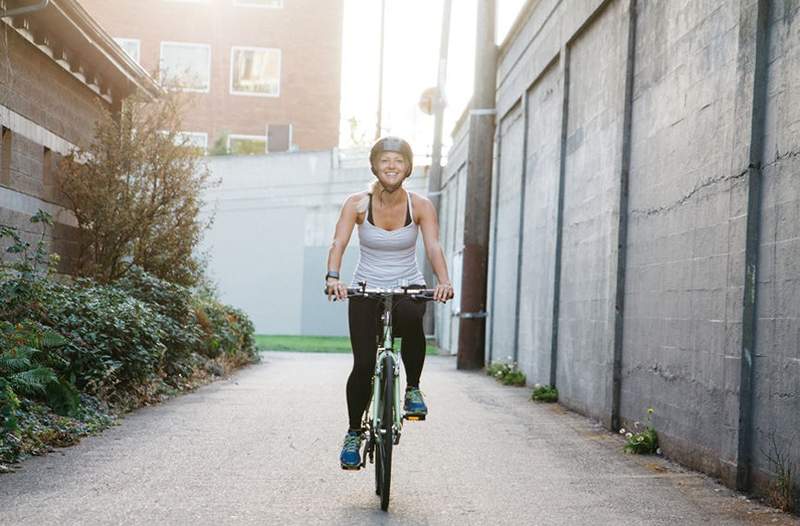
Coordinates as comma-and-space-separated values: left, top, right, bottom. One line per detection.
1, 352, 797, 525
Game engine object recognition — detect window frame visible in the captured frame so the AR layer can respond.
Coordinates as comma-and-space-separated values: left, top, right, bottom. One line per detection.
159, 41, 212, 93
229, 46, 281, 98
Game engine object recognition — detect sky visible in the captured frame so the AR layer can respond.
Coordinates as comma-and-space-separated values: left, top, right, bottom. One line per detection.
339, 0, 527, 157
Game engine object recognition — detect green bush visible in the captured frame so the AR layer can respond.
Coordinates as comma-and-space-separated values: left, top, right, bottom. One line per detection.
194, 299, 256, 361
531, 384, 558, 403
0, 211, 257, 470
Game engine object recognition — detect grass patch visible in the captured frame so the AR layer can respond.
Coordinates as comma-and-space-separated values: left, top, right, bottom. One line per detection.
256, 335, 438, 355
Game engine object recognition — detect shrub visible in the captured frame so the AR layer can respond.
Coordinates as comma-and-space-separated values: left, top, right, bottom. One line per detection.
194, 298, 256, 361
57, 93, 212, 286
531, 384, 558, 403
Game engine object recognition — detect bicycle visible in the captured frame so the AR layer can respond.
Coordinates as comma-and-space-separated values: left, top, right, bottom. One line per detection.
329, 282, 436, 511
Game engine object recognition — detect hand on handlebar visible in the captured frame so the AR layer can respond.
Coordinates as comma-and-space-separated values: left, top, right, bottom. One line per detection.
326, 277, 347, 302
433, 281, 454, 303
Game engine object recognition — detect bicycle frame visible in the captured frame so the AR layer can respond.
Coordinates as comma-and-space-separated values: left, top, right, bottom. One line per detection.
369, 293, 403, 447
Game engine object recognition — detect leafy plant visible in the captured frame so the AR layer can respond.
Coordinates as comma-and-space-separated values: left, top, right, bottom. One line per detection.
622, 407, 659, 455
531, 384, 558, 403
486, 358, 527, 386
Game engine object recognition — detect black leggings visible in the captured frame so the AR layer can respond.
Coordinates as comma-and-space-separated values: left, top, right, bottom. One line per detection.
346, 296, 427, 430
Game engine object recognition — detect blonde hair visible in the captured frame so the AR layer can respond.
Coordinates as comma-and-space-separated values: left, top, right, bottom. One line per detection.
355, 180, 388, 214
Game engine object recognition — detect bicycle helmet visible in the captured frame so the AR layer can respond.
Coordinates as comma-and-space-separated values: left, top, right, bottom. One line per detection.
369, 136, 413, 177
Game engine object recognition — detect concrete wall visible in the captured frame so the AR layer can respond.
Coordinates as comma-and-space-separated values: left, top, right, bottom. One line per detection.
440, 0, 799, 500
753, 0, 800, 493
200, 149, 429, 336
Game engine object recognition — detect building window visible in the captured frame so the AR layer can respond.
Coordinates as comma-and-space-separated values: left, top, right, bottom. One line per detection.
227, 134, 267, 155
114, 38, 141, 63
234, 0, 283, 7
160, 42, 211, 92
175, 132, 209, 153
230, 47, 280, 97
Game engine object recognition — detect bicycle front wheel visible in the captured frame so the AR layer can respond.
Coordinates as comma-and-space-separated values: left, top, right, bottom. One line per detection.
377, 354, 394, 511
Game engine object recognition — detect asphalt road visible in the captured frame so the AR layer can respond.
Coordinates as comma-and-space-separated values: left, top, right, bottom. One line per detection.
1, 352, 797, 525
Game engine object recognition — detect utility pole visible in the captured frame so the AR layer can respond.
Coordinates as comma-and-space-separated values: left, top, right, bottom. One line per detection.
375, 0, 386, 141
457, 0, 496, 370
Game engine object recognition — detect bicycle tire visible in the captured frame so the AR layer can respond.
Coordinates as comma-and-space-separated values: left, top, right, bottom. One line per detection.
379, 354, 394, 511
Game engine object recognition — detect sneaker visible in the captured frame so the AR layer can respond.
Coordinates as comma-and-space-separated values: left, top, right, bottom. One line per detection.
340, 431, 362, 470
403, 387, 428, 418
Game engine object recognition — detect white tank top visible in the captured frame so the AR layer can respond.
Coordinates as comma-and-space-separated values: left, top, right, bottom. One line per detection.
351, 191, 426, 288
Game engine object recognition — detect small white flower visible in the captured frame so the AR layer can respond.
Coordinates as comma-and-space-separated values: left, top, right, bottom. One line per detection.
619, 428, 626, 434
626, 432, 633, 439
656, 448, 662, 455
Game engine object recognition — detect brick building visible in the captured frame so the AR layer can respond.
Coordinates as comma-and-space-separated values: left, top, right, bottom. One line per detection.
78, 0, 343, 153
0, 0, 161, 270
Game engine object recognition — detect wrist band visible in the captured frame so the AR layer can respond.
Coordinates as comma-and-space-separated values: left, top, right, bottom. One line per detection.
325, 270, 340, 280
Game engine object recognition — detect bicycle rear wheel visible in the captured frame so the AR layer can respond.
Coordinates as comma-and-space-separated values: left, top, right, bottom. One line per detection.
377, 354, 394, 511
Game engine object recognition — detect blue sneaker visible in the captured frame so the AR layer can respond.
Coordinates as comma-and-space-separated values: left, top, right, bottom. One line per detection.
403, 387, 428, 419
340, 431, 362, 470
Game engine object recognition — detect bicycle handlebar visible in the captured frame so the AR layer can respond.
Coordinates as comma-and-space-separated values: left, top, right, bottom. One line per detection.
323, 285, 437, 300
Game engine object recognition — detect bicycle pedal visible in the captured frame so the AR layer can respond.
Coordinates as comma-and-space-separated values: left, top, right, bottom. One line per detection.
403, 414, 426, 421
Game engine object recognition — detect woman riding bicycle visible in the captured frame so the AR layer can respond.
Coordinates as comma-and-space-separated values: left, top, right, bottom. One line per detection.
326, 136, 454, 470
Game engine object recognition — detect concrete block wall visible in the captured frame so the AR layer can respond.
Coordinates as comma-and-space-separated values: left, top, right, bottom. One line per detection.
441, 0, 798, 498
751, 0, 800, 494
622, 0, 742, 478
487, 103, 525, 365
517, 62, 561, 385
557, 0, 626, 425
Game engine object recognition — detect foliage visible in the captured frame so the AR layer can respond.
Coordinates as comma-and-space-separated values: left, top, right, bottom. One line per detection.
622, 407, 660, 455
762, 432, 797, 513
194, 299, 256, 361
57, 92, 212, 286
0, 210, 257, 470
0, 395, 116, 471
486, 358, 527, 387
531, 384, 558, 403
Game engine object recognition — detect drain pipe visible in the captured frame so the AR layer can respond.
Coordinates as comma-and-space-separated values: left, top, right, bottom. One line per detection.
0, 0, 50, 18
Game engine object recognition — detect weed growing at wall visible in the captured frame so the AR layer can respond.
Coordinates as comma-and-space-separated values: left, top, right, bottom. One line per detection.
762, 432, 797, 513
622, 407, 660, 455
531, 384, 558, 403
486, 358, 526, 386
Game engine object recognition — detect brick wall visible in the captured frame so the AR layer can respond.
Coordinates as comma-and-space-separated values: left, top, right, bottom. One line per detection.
0, 28, 112, 272
79, 0, 343, 151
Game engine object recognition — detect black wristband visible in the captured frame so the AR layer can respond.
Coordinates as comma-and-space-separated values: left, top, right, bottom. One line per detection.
325, 270, 340, 281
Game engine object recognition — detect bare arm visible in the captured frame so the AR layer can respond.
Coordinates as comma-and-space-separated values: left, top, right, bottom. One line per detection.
326, 193, 361, 300
414, 193, 454, 302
